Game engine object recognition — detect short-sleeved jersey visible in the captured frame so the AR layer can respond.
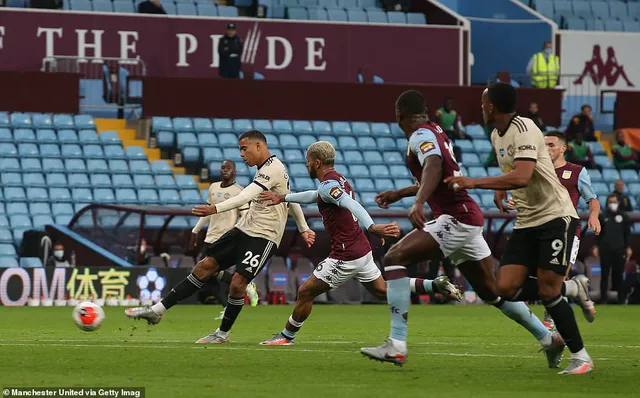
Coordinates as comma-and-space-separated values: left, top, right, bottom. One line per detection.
491, 116, 578, 229
235, 156, 291, 246
555, 162, 597, 238
203, 181, 247, 243
406, 121, 484, 227
317, 170, 371, 261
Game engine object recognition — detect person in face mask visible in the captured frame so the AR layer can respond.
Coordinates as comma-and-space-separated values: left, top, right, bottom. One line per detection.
527, 40, 560, 89
597, 194, 631, 304
46, 243, 71, 267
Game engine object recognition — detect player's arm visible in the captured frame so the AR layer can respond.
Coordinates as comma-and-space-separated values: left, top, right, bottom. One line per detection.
577, 168, 601, 235
408, 130, 443, 228
375, 185, 418, 209
288, 203, 310, 233
192, 183, 263, 216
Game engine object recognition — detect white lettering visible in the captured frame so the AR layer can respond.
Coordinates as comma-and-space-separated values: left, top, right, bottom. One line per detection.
0, 27, 4, 50
265, 36, 292, 70
37, 27, 63, 58
76, 29, 104, 62
32, 268, 66, 300
0, 268, 30, 306
176, 33, 198, 67
304, 37, 326, 71
209, 34, 224, 68
118, 31, 140, 61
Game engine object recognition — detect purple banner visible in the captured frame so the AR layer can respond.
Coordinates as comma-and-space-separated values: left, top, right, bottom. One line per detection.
0, 8, 462, 84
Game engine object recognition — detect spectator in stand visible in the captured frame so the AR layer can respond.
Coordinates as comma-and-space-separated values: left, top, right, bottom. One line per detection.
138, 0, 167, 14
46, 243, 71, 268
136, 238, 152, 265
598, 194, 631, 304
218, 23, 243, 79
567, 131, 598, 170
612, 131, 640, 170
612, 179, 633, 213
622, 248, 639, 304
565, 104, 596, 142
527, 40, 559, 89
434, 97, 467, 140
30, 0, 61, 9
527, 102, 546, 132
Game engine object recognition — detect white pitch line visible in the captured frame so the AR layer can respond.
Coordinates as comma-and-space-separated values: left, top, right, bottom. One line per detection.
0, 341, 627, 362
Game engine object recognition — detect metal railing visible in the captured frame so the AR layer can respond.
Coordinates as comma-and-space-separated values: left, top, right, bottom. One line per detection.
41, 56, 146, 118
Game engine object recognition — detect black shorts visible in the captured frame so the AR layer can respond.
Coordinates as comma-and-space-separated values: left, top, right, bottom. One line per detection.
500, 216, 577, 275
204, 228, 277, 281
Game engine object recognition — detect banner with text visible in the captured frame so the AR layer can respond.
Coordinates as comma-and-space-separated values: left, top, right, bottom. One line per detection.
0, 267, 198, 306
560, 31, 640, 91
0, 9, 462, 84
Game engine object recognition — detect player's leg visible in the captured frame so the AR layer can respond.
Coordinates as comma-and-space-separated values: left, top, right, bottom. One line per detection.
213, 270, 259, 308
261, 274, 332, 346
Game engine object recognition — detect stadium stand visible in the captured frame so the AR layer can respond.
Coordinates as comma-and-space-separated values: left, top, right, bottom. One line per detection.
530, 0, 640, 31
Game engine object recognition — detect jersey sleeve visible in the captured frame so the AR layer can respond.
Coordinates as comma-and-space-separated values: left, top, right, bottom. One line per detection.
253, 162, 280, 191
408, 129, 442, 166
577, 168, 597, 202
317, 180, 347, 205
513, 128, 540, 161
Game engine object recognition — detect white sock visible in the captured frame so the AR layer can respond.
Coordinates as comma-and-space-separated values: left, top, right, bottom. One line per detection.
571, 348, 590, 361
390, 337, 407, 352
216, 327, 229, 338
564, 280, 578, 298
151, 302, 167, 315
409, 278, 417, 293
538, 333, 552, 347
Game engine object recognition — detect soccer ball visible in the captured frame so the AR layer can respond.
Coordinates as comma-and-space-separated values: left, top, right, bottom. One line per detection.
72, 301, 105, 332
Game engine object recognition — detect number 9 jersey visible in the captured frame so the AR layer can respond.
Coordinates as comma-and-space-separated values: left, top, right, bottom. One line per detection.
406, 122, 484, 227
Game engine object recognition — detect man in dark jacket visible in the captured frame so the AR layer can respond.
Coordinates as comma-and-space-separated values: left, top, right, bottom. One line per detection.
218, 23, 243, 79
598, 194, 631, 304
565, 104, 596, 142
138, 0, 167, 14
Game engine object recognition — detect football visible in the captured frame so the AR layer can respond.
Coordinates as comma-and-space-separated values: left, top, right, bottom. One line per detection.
72, 301, 105, 332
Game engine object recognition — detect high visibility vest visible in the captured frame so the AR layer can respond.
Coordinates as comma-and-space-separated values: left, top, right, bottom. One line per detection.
532, 52, 559, 88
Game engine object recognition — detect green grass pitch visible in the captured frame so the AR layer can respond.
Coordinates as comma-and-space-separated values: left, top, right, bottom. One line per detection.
1, 305, 639, 397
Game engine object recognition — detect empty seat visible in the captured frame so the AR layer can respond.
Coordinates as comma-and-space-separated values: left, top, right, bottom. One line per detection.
218, 133, 238, 147
108, 159, 129, 174
125, 146, 147, 159
20, 158, 41, 172
138, 188, 160, 204
151, 117, 172, 132
61, 144, 83, 158
52, 203, 74, 216
590, 1, 609, 18
0, 230, 13, 245
182, 147, 200, 163
0, 128, 12, 143
41, 157, 64, 172
620, 170, 639, 182
71, 187, 92, 202
99, 131, 122, 145
370, 165, 390, 177
14, 128, 36, 143
288, 7, 309, 19
468, 166, 488, 178
387, 11, 406, 24
624, 21, 640, 33
40, 143, 61, 157
18, 143, 39, 157
299, 135, 317, 149
11, 112, 31, 128
375, 178, 395, 191
133, 174, 156, 188
104, 145, 126, 159
363, 150, 383, 164
0, 158, 19, 173
131, 160, 152, 174
351, 122, 371, 136
7, 202, 28, 215
32, 114, 53, 129
93, 188, 115, 202
33, 215, 54, 229
366, 10, 387, 23
0, 143, 17, 157
385, 151, 403, 164
217, 5, 238, 16
223, 147, 243, 162
24, 173, 46, 188
285, 149, 305, 162
337, 136, 357, 150
10, 215, 32, 229
289, 163, 309, 177
198, 3, 218, 16
213, 118, 233, 133
112, 174, 134, 188
347, 9, 366, 22
604, 19, 623, 32
180, 189, 202, 204
318, 135, 338, 148
203, 148, 224, 164
602, 169, 620, 182
53, 114, 74, 128
27, 187, 48, 202
4, 187, 25, 201
176, 175, 197, 189
36, 129, 57, 143
113, 0, 134, 12
463, 153, 481, 166
87, 159, 109, 173
354, 178, 375, 191
407, 12, 426, 24
191, 118, 212, 133
83, 144, 105, 159
344, 150, 365, 163
254, 119, 273, 133
388, 165, 409, 178
312, 121, 332, 135
566, 17, 586, 30
328, 8, 348, 21
264, 134, 280, 148
115, 188, 138, 203
280, 134, 300, 149
271, 120, 292, 134
1, 173, 22, 187
294, 178, 316, 191
197, 133, 218, 147
349, 164, 369, 178
156, 175, 177, 188
177, 132, 198, 148
159, 189, 181, 204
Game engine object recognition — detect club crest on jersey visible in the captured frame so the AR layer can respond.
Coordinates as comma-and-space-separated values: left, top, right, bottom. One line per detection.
330, 187, 343, 199
562, 170, 572, 180
419, 141, 435, 154
224, 193, 230, 199
507, 145, 515, 157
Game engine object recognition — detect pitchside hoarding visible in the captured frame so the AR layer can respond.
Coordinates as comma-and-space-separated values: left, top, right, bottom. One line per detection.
0, 8, 463, 84
560, 31, 639, 91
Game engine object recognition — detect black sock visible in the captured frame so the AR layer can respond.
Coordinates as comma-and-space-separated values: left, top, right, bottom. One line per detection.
161, 273, 204, 310
220, 295, 244, 332
217, 271, 233, 284
544, 295, 584, 353
511, 277, 540, 301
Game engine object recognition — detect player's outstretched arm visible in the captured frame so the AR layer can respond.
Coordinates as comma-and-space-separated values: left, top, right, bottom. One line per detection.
375, 185, 419, 209
410, 156, 442, 228
288, 203, 315, 248
445, 160, 535, 191
578, 168, 601, 235
190, 216, 210, 249
192, 183, 263, 216
259, 190, 318, 205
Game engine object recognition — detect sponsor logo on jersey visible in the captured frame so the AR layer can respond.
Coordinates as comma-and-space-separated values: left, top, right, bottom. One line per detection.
330, 187, 343, 199
257, 173, 271, 181
419, 141, 436, 154
517, 144, 536, 151
562, 170, 573, 180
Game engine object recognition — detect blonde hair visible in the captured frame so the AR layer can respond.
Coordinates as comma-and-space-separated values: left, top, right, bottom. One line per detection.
307, 141, 336, 166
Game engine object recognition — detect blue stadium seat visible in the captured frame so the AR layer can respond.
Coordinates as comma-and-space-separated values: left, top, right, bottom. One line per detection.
108, 159, 129, 174
253, 119, 273, 133
87, 159, 109, 174
11, 112, 31, 128
360, 191, 378, 209
180, 189, 201, 205
73, 114, 94, 129
473, 139, 493, 153
566, 17, 586, 30
177, 2, 198, 15
53, 114, 74, 129
115, 188, 138, 203
90, 174, 111, 188
321, 0, 339, 7
0, 216, 7, 228
280, 134, 300, 149
349, 165, 369, 178
190, 118, 213, 133
455, 140, 473, 152
99, 131, 122, 145
370, 165, 390, 178
288, 7, 309, 19
93, 0, 114, 12
357, 137, 376, 150
624, 21, 640, 33
20, 257, 43, 268
572, 1, 591, 18
0, 143, 17, 157
628, 183, 640, 196
298, 135, 317, 149
463, 153, 481, 166
594, 155, 613, 168
609, 1, 627, 20
308, 7, 328, 20
232, 119, 252, 134
102, 145, 125, 160
347, 9, 366, 22
53, 215, 72, 225
61, 144, 82, 158
377, 137, 396, 151
133, 174, 156, 189
487, 167, 502, 177
587, 168, 602, 182
177, 132, 198, 148
216, 133, 237, 148
176, 175, 197, 190
159, 189, 181, 205
41, 158, 64, 172
36, 129, 57, 143
172, 117, 194, 132
14, 128, 36, 143
349, 122, 370, 136
327, 8, 347, 21
407, 12, 426, 24
6, 202, 28, 215
83, 144, 105, 159
130, 160, 152, 174
202, 148, 223, 164
604, 19, 623, 32
387, 11, 406, 24
196, 133, 217, 148
92, 188, 114, 203
163, 2, 177, 14
213, 118, 234, 133
375, 178, 395, 191
147, 160, 170, 175
334, 150, 344, 163
0, 112, 8, 128
218, 5, 238, 16
588, 141, 605, 155
1, 173, 22, 187
389, 164, 410, 179
468, 166, 488, 178
318, 135, 338, 148
4, 187, 25, 201
284, 149, 304, 162
294, 178, 316, 191
620, 170, 639, 182
311, 121, 331, 135
267, 120, 289, 134
590, 1, 609, 18
366, 10, 387, 23
553, 0, 572, 16
592, 182, 609, 196
182, 147, 200, 163
125, 146, 147, 160
602, 169, 620, 182
56, 130, 77, 144
24, 173, 46, 188
289, 163, 308, 177
52, 203, 74, 216
155, 175, 177, 189
21, 158, 42, 172
0, 128, 13, 143
262, 133, 279, 148
68, 173, 90, 188
289, 120, 311, 135
113, 0, 134, 12
223, 148, 243, 162
10, 215, 32, 229
235, 163, 254, 176
152, 117, 172, 132
27, 187, 48, 202
18, 143, 39, 157
357, 0, 375, 6
40, 144, 61, 158
465, 125, 485, 139
0, 230, 13, 245
198, 3, 218, 16
332, 122, 352, 136
32, 215, 54, 229
354, 178, 375, 191
362, 150, 383, 164
138, 189, 160, 204
338, 136, 358, 150
343, 150, 364, 164
369, 123, 390, 137
112, 174, 134, 188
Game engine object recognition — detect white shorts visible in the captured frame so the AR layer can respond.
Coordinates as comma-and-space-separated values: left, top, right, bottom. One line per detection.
313, 252, 381, 289
569, 236, 580, 266
423, 214, 491, 265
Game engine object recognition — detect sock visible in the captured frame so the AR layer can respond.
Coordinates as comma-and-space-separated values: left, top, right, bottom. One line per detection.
216, 271, 233, 284
511, 277, 540, 301
544, 295, 585, 354
159, 273, 204, 311
572, 347, 591, 361
562, 280, 578, 298
385, 266, 409, 351
220, 295, 244, 333
282, 315, 303, 340
151, 302, 167, 315
491, 298, 551, 342
409, 278, 434, 294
